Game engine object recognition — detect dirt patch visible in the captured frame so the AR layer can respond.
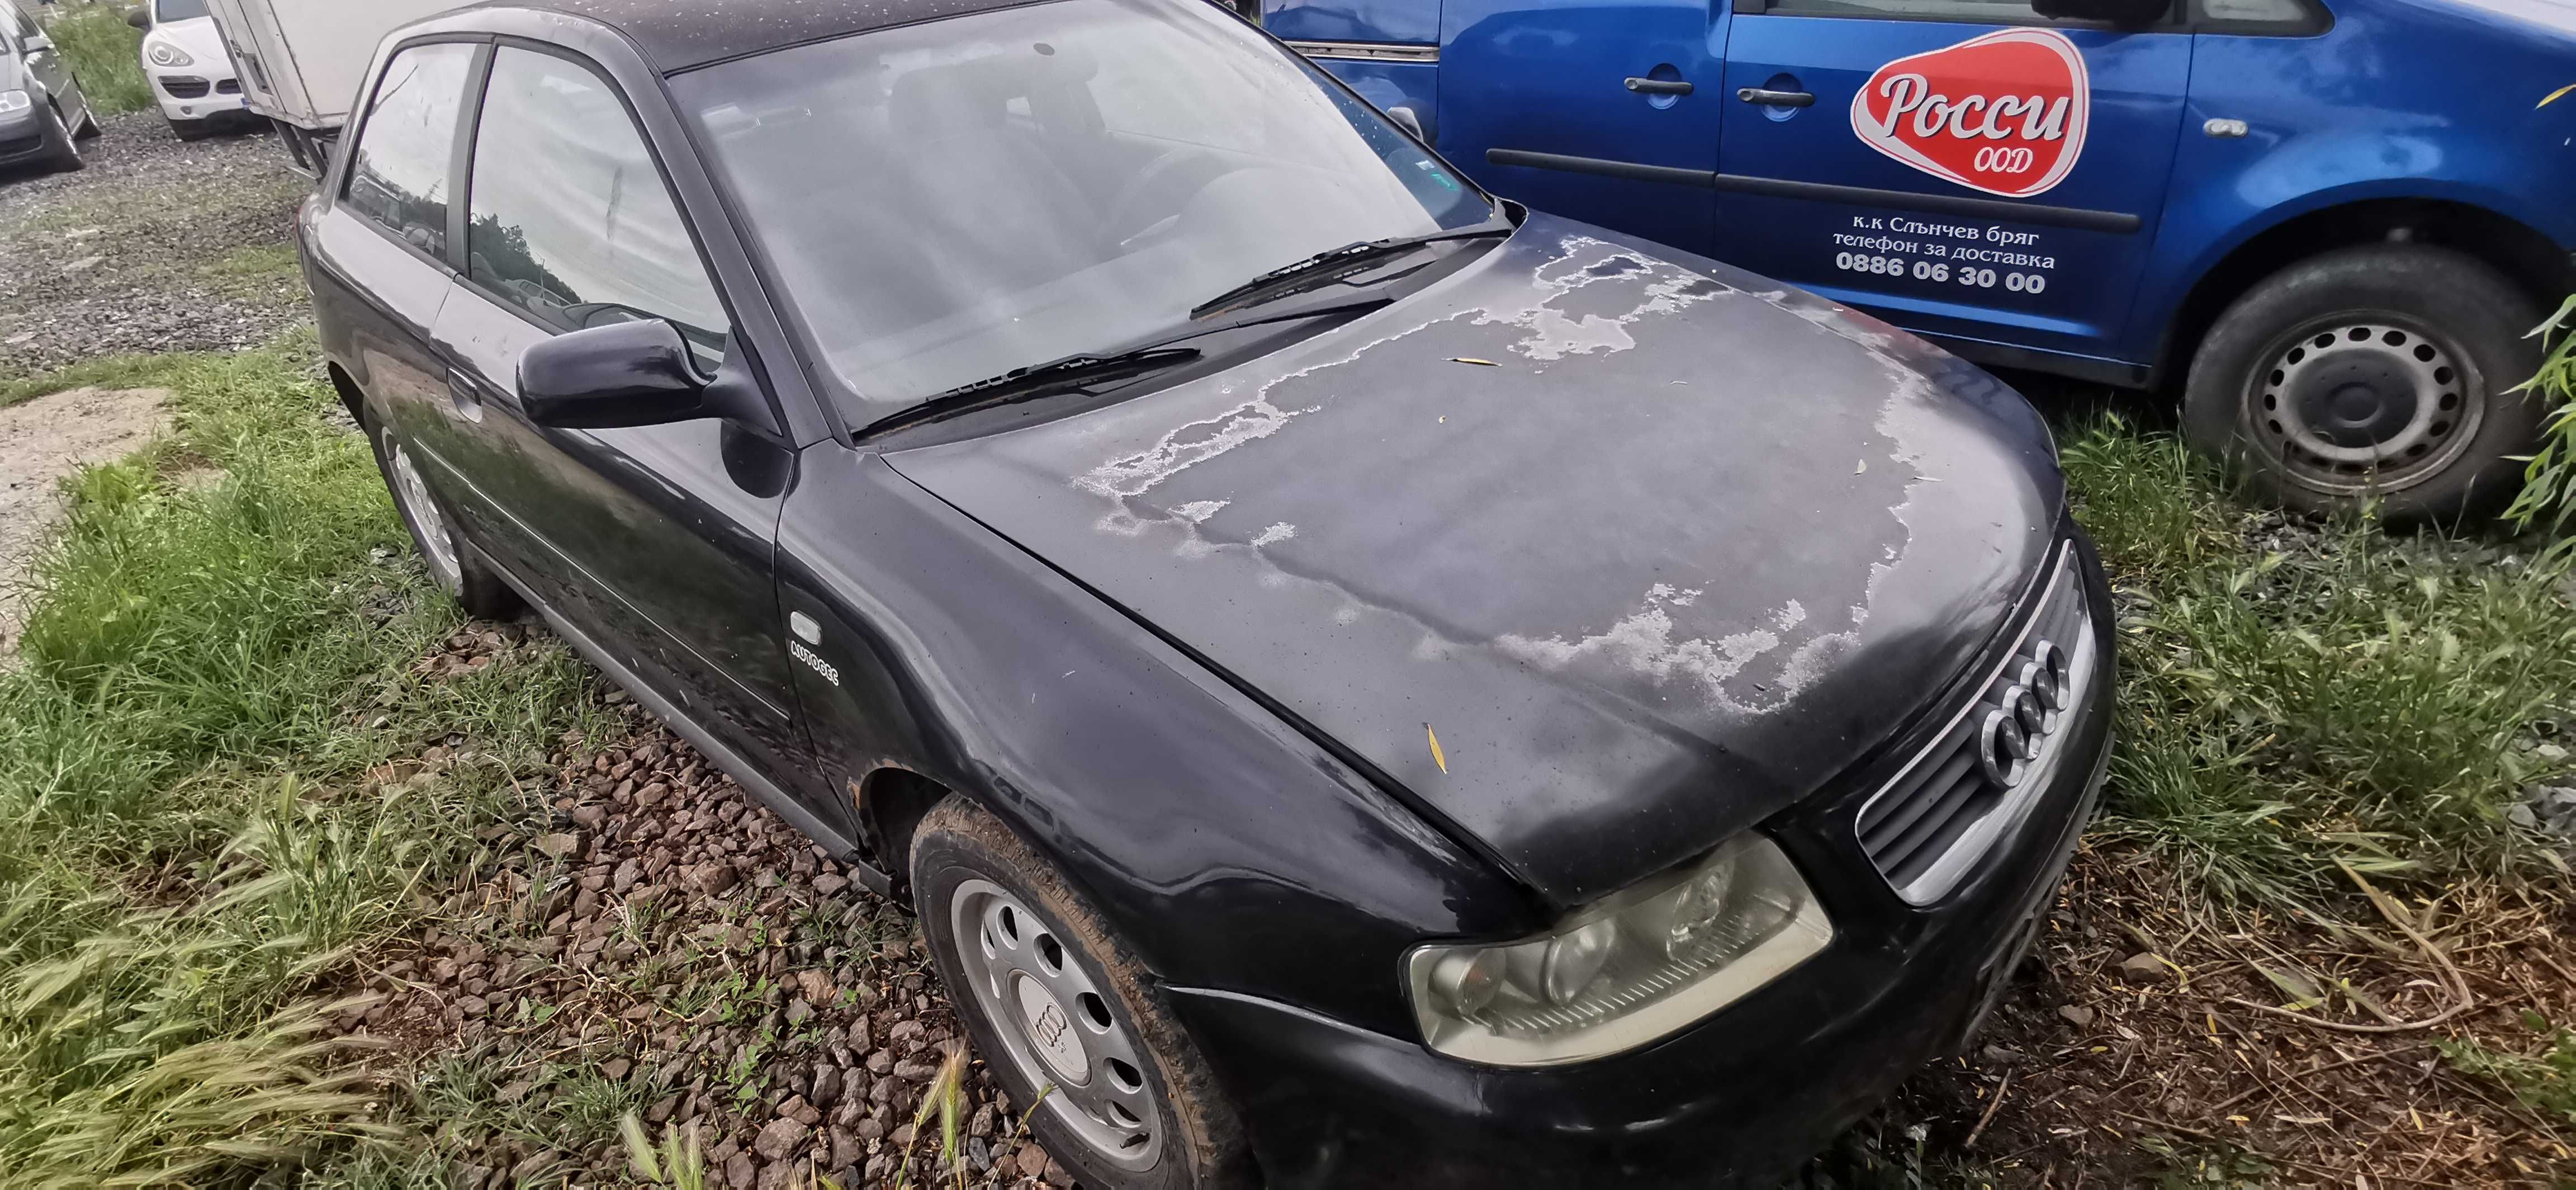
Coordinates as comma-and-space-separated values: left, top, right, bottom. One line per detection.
0, 386, 170, 657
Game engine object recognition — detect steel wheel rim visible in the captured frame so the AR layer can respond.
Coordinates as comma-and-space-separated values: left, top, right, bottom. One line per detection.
386, 436, 462, 594
2245, 314, 2481, 496
949, 878, 1164, 1172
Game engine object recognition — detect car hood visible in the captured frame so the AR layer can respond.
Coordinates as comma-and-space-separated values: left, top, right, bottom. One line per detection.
886, 217, 2062, 908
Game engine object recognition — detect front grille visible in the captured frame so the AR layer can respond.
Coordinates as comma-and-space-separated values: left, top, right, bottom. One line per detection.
0, 133, 39, 158
160, 76, 211, 99
1856, 542, 2098, 903
216, 79, 240, 95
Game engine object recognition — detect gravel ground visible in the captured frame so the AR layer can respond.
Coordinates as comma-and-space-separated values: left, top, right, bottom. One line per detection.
344, 627, 1056, 1189
0, 112, 312, 380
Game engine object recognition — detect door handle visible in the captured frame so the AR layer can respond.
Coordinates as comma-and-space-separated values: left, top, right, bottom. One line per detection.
446, 367, 489, 419
1737, 87, 1815, 107
1623, 77, 1695, 97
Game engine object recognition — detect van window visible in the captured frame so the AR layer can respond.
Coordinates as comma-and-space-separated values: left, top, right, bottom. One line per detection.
342, 42, 478, 258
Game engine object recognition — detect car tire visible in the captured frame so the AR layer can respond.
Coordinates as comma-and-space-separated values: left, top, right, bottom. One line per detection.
365, 414, 520, 619
42, 102, 84, 172
2182, 244, 2547, 525
913, 798, 1253, 1190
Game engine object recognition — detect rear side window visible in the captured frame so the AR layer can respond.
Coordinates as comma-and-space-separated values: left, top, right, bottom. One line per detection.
465, 46, 730, 362
342, 42, 478, 258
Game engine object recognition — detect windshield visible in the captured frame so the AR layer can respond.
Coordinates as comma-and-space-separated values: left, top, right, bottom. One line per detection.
157, 0, 209, 21
673, 0, 1491, 419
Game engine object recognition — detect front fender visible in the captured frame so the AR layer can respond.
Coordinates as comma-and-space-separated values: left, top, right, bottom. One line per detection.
774, 449, 1537, 1038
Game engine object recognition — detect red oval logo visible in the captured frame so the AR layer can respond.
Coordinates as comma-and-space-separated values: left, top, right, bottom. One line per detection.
1850, 29, 2090, 200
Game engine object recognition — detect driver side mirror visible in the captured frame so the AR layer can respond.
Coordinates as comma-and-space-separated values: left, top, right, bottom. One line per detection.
23, 32, 52, 51
125, 7, 149, 31
2032, 0, 2167, 25
520, 320, 709, 429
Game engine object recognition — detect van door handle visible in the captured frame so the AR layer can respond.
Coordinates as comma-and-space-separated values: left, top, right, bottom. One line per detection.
1737, 87, 1815, 107
1623, 77, 1694, 96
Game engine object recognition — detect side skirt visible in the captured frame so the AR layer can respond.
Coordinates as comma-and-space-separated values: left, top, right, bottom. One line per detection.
471, 541, 897, 900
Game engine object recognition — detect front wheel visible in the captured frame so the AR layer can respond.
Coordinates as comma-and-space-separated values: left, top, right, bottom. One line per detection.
2182, 244, 2547, 524
913, 799, 1252, 1190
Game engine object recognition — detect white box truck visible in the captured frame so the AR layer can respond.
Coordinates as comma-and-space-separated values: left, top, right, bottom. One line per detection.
200, 0, 456, 174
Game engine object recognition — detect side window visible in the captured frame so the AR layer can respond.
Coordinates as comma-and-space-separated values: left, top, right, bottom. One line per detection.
466, 46, 729, 362
1756, 0, 2058, 18
342, 43, 477, 258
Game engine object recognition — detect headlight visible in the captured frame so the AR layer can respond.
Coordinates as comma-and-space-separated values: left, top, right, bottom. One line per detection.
147, 41, 195, 68
0, 91, 29, 115
1407, 833, 1832, 1066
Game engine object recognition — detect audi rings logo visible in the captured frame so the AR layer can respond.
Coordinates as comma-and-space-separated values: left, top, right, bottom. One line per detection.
1976, 640, 2070, 788
1031, 1001, 1071, 1050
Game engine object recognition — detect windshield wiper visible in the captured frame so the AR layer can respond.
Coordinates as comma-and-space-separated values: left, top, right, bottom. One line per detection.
868, 347, 1203, 435
1189, 219, 1517, 319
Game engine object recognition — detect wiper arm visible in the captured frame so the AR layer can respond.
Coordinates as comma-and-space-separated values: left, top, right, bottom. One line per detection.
1190, 219, 1517, 319
864, 346, 1202, 436
860, 293, 1408, 438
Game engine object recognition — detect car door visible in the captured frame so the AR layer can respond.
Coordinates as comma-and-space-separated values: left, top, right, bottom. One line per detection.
1437, 0, 1731, 254
1715, 0, 2191, 371
427, 42, 813, 782
304, 39, 480, 485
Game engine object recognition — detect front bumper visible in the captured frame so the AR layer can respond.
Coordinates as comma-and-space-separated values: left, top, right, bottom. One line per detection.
1167, 533, 2117, 1188
146, 65, 249, 123
0, 102, 55, 166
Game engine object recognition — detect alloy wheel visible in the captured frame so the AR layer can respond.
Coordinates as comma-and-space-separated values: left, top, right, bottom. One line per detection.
2246, 315, 2482, 496
386, 436, 463, 594
949, 878, 1165, 1172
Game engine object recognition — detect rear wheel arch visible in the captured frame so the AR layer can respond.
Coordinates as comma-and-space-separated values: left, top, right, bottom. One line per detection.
325, 361, 369, 427
2158, 197, 2572, 384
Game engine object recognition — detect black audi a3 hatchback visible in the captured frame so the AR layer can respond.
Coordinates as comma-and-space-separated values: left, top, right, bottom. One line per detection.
300, 0, 2114, 1183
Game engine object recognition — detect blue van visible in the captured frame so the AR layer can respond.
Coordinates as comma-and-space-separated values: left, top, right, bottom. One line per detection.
1268, 0, 2576, 520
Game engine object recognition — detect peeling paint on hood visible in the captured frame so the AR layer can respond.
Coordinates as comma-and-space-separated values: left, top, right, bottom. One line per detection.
888, 215, 2061, 907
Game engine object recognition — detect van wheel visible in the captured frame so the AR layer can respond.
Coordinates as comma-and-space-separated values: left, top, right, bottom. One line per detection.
913, 798, 1253, 1190
364, 414, 519, 619
2182, 244, 2546, 524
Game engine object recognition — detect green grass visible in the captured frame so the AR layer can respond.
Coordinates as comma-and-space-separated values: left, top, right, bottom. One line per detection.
0, 350, 196, 408
41, 1, 151, 116
2440, 1012, 2576, 1130
201, 243, 305, 298
0, 337, 607, 1186
2064, 415, 2576, 912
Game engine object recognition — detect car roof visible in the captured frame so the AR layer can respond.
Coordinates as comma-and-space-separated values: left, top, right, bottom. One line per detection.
486, 0, 1050, 73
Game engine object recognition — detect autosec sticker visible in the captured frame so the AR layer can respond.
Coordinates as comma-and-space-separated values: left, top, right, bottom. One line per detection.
1850, 29, 2090, 199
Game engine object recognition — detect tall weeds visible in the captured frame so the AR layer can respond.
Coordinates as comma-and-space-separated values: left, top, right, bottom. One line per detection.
2066, 417, 2576, 912
2506, 295, 2576, 572
38, 1, 151, 115
0, 340, 597, 1184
